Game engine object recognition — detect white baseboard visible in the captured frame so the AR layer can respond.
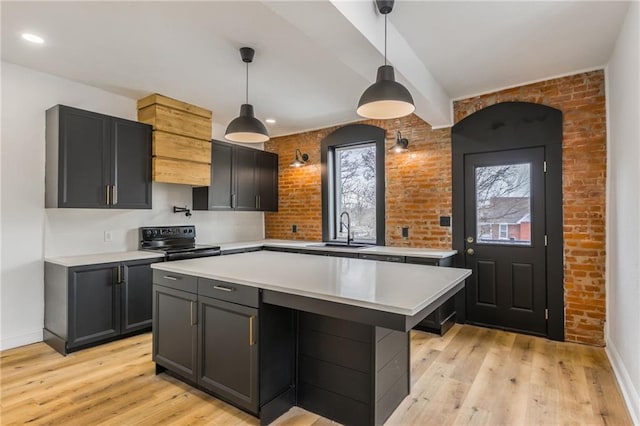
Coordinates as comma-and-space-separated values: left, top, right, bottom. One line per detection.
606, 341, 640, 425
0, 329, 43, 351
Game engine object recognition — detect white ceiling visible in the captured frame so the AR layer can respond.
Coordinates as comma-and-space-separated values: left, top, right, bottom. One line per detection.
1, 1, 630, 137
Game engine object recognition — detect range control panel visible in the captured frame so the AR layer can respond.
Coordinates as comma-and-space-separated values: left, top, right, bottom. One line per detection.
139, 225, 196, 242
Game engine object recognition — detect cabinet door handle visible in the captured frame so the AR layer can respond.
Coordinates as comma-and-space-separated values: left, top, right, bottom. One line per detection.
190, 301, 197, 326
231, 193, 236, 208
249, 315, 255, 346
213, 285, 234, 292
258, 195, 261, 209
163, 275, 179, 281
106, 185, 110, 205
255, 195, 259, 209
116, 265, 122, 283
112, 185, 117, 205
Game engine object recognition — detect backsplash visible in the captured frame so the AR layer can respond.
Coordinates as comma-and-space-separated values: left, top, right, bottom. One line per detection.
45, 183, 264, 257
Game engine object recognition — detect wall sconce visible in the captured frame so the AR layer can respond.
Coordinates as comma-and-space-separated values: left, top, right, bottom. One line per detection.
290, 149, 309, 167
389, 131, 409, 153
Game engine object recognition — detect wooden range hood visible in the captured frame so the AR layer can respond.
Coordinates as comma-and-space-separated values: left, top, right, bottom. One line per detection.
137, 93, 212, 186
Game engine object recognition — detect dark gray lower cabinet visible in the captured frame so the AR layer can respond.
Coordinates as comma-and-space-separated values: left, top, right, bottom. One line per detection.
44, 258, 160, 355
153, 271, 294, 421
153, 285, 198, 383
122, 260, 156, 333
198, 296, 258, 413
68, 263, 120, 348
405, 256, 456, 335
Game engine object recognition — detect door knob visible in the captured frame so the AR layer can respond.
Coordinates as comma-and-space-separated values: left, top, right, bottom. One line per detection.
466, 248, 475, 255
466, 236, 474, 243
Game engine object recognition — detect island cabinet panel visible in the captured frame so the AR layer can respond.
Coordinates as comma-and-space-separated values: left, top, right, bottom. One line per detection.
44, 258, 159, 355
153, 285, 198, 383
296, 312, 409, 426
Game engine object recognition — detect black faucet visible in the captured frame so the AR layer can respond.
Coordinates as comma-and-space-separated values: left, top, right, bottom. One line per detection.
339, 211, 353, 246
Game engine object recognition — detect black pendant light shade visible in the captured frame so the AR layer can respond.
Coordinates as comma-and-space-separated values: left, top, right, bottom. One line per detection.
225, 104, 269, 143
225, 47, 269, 143
357, 0, 415, 120
357, 65, 415, 119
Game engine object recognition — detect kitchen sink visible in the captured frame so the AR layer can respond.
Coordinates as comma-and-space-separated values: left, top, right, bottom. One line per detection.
307, 242, 371, 249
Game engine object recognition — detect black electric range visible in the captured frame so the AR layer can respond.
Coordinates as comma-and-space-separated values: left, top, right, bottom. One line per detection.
139, 226, 221, 261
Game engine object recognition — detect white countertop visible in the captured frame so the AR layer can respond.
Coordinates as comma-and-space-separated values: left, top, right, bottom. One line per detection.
152, 251, 471, 316
217, 239, 457, 259
45, 251, 164, 267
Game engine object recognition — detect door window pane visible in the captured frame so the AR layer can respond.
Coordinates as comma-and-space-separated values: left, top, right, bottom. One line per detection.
476, 163, 531, 245
334, 144, 376, 242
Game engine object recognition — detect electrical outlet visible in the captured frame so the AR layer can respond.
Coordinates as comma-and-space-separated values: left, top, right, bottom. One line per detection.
292, 224, 297, 233
402, 227, 409, 238
104, 231, 113, 242
439, 216, 451, 227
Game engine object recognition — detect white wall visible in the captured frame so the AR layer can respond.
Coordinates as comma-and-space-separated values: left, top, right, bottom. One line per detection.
605, 3, 640, 424
0, 62, 264, 350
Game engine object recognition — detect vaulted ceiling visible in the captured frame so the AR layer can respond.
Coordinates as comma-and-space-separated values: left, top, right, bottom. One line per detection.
1, 1, 630, 137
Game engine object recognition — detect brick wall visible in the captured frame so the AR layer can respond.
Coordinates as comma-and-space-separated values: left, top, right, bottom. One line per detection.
455, 70, 607, 346
265, 114, 452, 248
265, 69, 606, 346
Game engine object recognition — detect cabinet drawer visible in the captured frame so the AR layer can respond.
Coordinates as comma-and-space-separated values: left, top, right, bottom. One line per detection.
404, 256, 438, 266
153, 270, 197, 293
358, 253, 405, 263
198, 279, 259, 308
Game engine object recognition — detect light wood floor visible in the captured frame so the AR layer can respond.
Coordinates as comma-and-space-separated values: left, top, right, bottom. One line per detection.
0, 324, 631, 425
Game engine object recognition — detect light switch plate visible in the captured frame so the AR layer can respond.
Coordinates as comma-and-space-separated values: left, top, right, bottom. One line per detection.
104, 231, 113, 242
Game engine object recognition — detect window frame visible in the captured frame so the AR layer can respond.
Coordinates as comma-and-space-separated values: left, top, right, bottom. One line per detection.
499, 223, 508, 239
321, 124, 386, 246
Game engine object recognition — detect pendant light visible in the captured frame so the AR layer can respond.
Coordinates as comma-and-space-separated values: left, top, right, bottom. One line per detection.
357, 0, 415, 120
225, 47, 269, 143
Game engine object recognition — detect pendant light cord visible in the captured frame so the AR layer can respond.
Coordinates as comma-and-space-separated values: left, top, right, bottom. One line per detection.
245, 61, 249, 104
384, 13, 387, 66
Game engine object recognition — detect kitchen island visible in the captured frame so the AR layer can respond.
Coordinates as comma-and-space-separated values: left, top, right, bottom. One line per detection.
151, 251, 471, 425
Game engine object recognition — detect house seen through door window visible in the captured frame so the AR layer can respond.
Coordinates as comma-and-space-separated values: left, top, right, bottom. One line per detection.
476, 163, 531, 245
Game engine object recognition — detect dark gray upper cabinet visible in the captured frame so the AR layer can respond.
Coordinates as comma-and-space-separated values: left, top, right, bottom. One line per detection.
235, 146, 258, 210
45, 105, 152, 209
209, 141, 234, 209
193, 140, 278, 212
256, 150, 278, 212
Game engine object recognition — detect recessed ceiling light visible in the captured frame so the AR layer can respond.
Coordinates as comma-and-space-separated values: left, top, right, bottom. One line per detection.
265, 118, 276, 124
22, 33, 45, 44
